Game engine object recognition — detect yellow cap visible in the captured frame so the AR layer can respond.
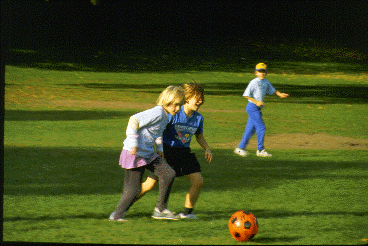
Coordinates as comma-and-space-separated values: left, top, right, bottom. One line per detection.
255, 63, 267, 71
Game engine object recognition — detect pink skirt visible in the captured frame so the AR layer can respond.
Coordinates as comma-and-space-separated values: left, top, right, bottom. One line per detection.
119, 149, 159, 169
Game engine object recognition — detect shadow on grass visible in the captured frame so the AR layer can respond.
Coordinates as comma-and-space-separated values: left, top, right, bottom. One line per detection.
4, 147, 367, 196
253, 210, 366, 218
7, 45, 368, 74
3, 208, 364, 224
252, 236, 303, 244
3, 213, 108, 222
61, 82, 368, 104
3, 145, 366, 246
5, 110, 131, 121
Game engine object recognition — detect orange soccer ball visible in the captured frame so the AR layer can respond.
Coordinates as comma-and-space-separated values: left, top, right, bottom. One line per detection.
228, 210, 259, 242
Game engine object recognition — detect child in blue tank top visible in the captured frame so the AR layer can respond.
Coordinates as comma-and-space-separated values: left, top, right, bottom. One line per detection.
136, 82, 212, 219
163, 105, 204, 148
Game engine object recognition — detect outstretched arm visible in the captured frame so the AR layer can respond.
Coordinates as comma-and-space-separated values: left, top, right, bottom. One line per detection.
195, 133, 212, 163
275, 90, 289, 98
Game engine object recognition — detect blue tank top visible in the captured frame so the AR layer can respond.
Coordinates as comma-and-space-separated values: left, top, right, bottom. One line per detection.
163, 106, 204, 148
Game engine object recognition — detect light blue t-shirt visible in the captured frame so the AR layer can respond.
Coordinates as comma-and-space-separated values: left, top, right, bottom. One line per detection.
123, 106, 168, 158
163, 106, 204, 148
243, 78, 276, 107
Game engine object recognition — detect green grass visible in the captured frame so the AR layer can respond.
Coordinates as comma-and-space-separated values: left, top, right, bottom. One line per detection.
4, 147, 368, 244
3, 44, 368, 244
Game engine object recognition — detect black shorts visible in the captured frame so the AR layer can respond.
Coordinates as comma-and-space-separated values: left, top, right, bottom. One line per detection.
149, 143, 201, 180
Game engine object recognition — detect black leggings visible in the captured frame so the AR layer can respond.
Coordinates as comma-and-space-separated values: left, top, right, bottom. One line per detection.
113, 157, 176, 219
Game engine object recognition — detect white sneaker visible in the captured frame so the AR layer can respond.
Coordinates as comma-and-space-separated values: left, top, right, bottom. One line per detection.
256, 149, 272, 157
179, 213, 198, 219
109, 211, 128, 222
152, 207, 180, 220
234, 148, 248, 157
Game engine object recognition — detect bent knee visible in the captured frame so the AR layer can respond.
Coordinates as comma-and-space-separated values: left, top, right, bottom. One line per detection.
142, 178, 158, 191
168, 169, 176, 179
161, 168, 176, 182
256, 124, 266, 132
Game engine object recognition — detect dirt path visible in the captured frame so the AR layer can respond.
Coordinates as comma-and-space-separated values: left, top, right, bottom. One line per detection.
212, 133, 368, 150
52, 100, 368, 150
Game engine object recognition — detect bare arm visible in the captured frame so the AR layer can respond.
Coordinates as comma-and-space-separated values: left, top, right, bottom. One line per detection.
275, 90, 289, 98
195, 133, 212, 163
245, 96, 264, 107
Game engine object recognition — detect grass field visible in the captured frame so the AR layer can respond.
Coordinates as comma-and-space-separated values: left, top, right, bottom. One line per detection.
3, 43, 368, 244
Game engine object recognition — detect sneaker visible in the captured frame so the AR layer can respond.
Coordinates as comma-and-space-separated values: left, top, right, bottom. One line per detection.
109, 211, 128, 222
256, 149, 272, 157
179, 213, 198, 219
234, 148, 248, 157
152, 208, 180, 220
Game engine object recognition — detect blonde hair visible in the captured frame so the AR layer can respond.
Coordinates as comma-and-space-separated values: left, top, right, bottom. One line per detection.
182, 81, 205, 103
156, 86, 185, 106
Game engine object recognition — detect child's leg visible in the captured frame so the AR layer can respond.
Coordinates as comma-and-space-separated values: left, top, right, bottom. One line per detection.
250, 108, 266, 151
184, 172, 203, 211
113, 166, 145, 219
135, 176, 158, 201
238, 120, 255, 149
238, 104, 257, 149
147, 157, 176, 211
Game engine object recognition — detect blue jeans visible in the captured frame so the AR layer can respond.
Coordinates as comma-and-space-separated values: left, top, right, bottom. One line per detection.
238, 103, 266, 151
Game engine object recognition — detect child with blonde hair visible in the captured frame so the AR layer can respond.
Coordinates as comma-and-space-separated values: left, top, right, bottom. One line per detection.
109, 86, 185, 221
137, 81, 212, 219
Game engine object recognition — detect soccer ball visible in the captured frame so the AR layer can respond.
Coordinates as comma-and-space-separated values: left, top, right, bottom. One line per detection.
228, 210, 258, 242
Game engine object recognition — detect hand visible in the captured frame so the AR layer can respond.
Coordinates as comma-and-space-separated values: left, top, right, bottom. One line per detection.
278, 93, 289, 98
130, 147, 138, 155
205, 149, 213, 163
276, 91, 289, 98
255, 101, 264, 107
